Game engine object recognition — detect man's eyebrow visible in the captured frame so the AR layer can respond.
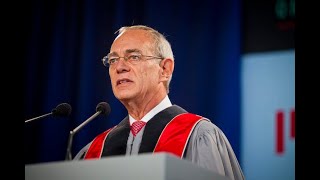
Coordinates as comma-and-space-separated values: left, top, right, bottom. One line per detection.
107, 52, 118, 57
125, 49, 142, 54
107, 49, 142, 57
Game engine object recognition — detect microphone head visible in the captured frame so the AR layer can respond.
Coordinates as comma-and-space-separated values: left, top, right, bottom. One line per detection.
96, 102, 111, 116
52, 103, 72, 117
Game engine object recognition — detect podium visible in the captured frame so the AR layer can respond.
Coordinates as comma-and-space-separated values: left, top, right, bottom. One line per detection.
25, 153, 230, 180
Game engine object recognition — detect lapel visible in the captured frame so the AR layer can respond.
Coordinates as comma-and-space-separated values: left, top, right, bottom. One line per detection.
101, 105, 187, 156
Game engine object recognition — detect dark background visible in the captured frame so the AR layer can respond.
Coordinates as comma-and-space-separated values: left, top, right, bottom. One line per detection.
23, 0, 294, 165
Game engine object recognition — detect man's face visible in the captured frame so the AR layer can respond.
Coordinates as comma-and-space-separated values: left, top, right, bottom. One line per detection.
108, 30, 162, 103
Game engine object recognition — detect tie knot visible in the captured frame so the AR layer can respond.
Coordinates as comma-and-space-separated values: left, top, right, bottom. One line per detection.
131, 121, 146, 136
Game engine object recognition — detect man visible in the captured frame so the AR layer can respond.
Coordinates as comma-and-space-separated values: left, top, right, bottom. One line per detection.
74, 25, 245, 180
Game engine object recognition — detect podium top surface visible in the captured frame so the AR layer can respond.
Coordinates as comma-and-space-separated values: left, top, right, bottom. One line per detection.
25, 152, 230, 180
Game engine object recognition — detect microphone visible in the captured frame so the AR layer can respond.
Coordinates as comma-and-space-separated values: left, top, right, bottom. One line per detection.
65, 102, 111, 160
25, 103, 72, 123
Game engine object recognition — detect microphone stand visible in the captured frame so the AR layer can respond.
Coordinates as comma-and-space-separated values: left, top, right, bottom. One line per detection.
65, 111, 102, 160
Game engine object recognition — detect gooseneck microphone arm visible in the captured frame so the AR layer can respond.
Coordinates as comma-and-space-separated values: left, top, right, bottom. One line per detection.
25, 103, 72, 123
25, 112, 53, 123
65, 102, 111, 160
73, 111, 101, 135
65, 111, 101, 160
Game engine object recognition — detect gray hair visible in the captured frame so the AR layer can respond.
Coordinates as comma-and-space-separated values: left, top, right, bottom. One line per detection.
116, 25, 174, 93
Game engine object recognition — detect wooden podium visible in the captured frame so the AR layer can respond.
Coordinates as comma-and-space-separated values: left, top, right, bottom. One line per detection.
25, 153, 230, 180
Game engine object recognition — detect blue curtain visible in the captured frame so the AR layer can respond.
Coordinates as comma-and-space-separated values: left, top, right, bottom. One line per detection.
24, 0, 242, 165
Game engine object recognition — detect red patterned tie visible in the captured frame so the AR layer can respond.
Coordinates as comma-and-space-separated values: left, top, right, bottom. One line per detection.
131, 121, 146, 136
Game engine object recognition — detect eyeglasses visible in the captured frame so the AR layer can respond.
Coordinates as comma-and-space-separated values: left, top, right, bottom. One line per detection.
102, 53, 163, 67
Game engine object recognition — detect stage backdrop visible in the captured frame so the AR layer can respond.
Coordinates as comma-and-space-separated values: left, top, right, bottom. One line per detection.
241, 50, 295, 180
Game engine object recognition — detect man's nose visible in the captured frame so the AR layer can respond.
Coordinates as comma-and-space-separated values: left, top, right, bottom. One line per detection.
115, 58, 130, 73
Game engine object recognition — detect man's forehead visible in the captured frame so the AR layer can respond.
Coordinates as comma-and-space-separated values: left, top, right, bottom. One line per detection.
110, 31, 153, 53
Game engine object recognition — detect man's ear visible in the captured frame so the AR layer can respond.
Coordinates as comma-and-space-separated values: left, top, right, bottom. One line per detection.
159, 58, 174, 82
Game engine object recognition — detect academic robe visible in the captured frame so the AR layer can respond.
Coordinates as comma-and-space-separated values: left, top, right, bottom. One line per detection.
74, 105, 245, 180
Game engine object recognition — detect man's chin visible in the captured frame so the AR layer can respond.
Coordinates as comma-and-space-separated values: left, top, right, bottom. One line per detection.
115, 93, 135, 101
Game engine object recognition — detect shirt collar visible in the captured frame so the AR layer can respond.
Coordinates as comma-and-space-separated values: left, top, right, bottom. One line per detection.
129, 95, 172, 125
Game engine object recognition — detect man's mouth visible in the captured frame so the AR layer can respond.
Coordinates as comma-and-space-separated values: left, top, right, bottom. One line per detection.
116, 78, 133, 85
